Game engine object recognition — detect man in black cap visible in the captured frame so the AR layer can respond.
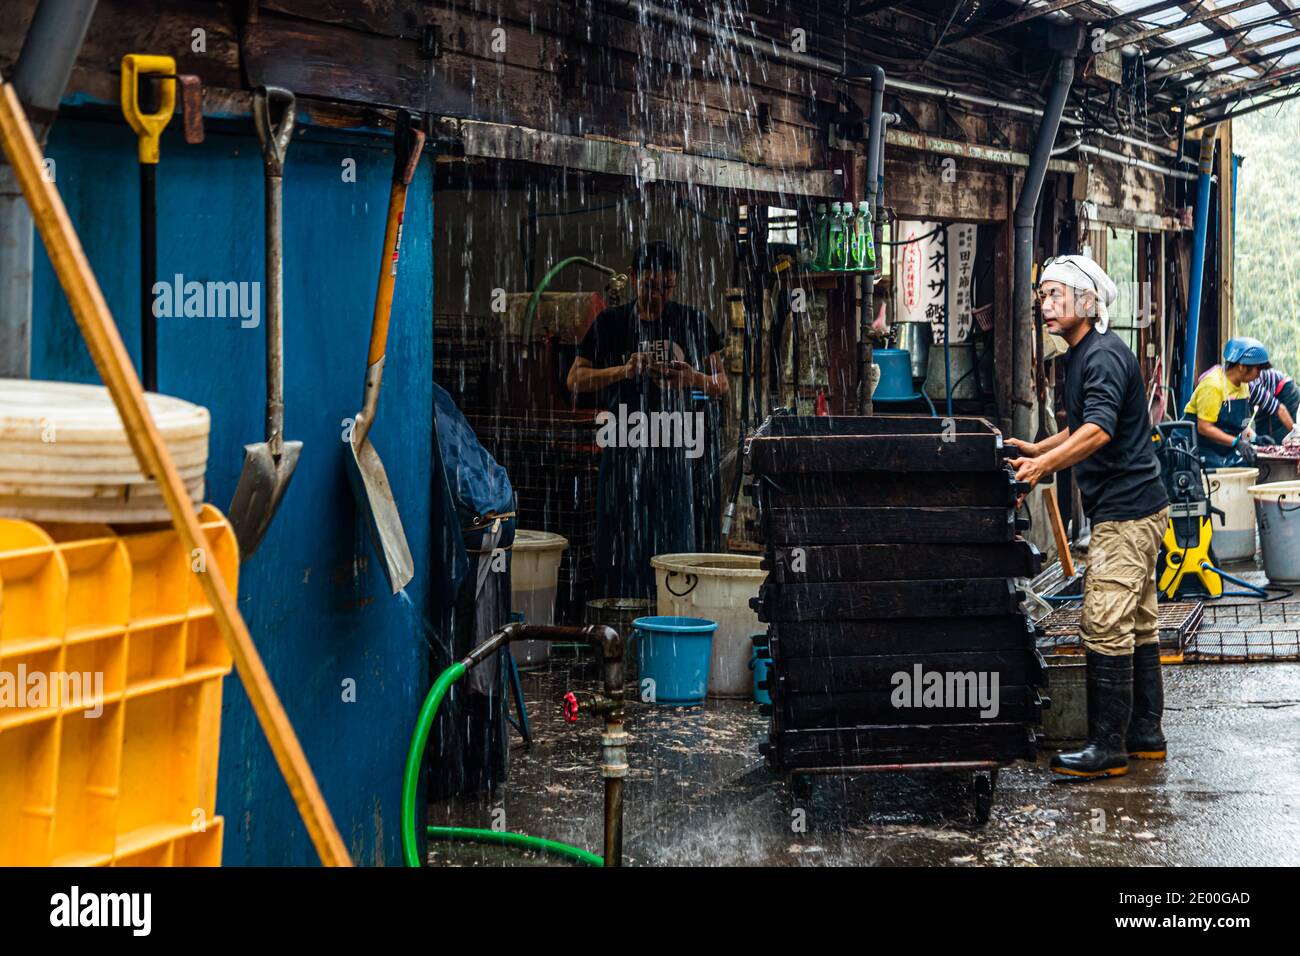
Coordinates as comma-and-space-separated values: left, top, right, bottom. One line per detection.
567, 240, 729, 601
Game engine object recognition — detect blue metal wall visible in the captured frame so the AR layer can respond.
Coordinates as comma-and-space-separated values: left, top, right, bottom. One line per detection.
32, 114, 436, 866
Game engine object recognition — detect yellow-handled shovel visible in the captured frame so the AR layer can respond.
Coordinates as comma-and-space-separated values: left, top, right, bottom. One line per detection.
346, 112, 424, 594
120, 53, 175, 392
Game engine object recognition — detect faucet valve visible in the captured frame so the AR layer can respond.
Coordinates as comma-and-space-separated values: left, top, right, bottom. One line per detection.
562, 691, 580, 723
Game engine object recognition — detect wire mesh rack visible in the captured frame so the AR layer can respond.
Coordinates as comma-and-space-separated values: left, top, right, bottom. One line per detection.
1186, 600, 1300, 662
1036, 601, 1203, 658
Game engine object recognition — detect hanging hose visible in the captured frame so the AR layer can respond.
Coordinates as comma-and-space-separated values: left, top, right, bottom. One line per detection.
520, 256, 625, 358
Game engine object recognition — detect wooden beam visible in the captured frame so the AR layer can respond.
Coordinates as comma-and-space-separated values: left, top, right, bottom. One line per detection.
887, 128, 1077, 173
949, 0, 1093, 43
1123, 0, 1259, 46
441, 117, 840, 197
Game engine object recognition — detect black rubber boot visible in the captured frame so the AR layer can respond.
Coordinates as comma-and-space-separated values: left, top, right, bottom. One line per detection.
1126, 642, 1167, 759
1051, 651, 1132, 779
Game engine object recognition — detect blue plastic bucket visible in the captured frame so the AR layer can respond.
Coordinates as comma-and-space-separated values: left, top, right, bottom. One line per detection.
631, 616, 716, 705
750, 646, 772, 705
872, 348, 914, 400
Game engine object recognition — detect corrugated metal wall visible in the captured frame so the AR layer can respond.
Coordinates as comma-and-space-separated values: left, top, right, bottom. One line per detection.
31, 114, 436, 866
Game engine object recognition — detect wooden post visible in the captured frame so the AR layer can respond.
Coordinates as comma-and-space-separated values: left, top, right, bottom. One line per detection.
0, 79, 353, 867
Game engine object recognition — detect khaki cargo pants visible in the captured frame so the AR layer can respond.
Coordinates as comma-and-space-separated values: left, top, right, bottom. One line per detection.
1081, 508, 1170, 656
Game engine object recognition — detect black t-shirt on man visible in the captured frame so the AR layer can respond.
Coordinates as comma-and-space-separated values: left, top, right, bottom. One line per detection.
577, 301, 724, 413
1061, 327, 1168, 523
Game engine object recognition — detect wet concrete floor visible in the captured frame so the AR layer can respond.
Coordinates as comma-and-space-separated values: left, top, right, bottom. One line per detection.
427, 649, 1300, 866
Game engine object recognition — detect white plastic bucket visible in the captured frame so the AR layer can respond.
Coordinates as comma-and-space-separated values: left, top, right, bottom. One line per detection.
1208, 467, 1259, 561
1248, 481, 1300, 584
651, 553, 767, 698
510, 530, 568, 667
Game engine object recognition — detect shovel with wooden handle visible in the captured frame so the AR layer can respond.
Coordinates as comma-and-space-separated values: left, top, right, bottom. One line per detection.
347, 112, 425, 594
229, 87, 303, 560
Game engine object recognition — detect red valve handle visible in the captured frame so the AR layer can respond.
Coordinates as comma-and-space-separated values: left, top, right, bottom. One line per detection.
562, 691, 579, 723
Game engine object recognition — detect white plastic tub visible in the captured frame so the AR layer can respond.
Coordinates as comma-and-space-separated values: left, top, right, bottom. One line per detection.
510, 530, 568, 668
1209, 467, 1259, 561
651, 553, 767, 698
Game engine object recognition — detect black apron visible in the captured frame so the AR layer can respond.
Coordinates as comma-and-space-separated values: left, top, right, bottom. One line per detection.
593, 433, 697, 602
1185, 393, 1252, 469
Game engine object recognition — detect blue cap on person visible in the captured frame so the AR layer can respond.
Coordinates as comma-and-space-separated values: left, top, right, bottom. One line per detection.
1223, 336, 1270, 367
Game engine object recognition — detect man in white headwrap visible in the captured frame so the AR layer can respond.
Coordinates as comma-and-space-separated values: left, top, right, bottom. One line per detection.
1007, 253, 1170, 780
1037, 254, 1120, 334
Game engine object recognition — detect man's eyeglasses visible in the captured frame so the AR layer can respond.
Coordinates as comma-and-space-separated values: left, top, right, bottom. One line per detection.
1038, 256, 1098, 294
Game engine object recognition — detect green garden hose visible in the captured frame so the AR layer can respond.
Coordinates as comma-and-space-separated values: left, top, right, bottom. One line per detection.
426, 826, 603, 866
402, 661, 603, 867
520, 256, 622, 355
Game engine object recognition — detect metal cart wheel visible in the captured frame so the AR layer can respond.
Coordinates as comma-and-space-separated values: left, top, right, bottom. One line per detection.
971, 770, 998, 825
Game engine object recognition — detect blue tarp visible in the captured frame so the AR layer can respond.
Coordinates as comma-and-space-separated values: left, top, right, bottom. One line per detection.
432, 383, 514, 594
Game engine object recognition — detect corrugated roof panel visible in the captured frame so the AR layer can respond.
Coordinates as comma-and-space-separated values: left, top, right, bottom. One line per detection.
1108, 0, 1164, 11
1234, 4, 1282, 22
1166, 24, 1215, 45
1142, 10, 1188, 25
1244, 23, 1295, 42
1187, 37, 1230, 55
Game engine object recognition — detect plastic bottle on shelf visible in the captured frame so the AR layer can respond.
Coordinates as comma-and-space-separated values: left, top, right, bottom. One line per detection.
811, 203, 829, 271
852, 200, 876, 270
798, 207, 817, 269
827, 202, 847, 271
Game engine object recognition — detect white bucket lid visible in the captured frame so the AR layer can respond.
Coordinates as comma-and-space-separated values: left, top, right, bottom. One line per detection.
513, 529, 569, 552
651, 552, 767, 578
1212, 467, 1259, 481
1247, 480, 1300, 501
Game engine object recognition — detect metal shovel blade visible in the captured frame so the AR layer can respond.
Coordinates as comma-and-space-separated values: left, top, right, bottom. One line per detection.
346, 433, 414, 594
228, 439, 303, 560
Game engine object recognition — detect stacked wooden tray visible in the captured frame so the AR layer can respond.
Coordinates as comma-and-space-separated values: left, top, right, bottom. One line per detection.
0, 380, 208, 524
745, 415, 1047, 782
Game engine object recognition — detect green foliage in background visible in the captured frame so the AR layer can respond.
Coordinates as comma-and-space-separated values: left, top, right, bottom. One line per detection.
1235, 103, 1300, 377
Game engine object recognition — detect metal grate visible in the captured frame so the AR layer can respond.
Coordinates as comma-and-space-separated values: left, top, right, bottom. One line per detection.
1037, 601, 1203, 656
1186, 601, 1300, 662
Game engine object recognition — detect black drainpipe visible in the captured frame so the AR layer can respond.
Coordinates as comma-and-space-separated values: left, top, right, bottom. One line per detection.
1011, 25, 1082, 440
844, 63, 885, 415
0, 0, 99, 378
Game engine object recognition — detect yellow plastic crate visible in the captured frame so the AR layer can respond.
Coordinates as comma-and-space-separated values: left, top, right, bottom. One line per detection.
0, 504, 235, 866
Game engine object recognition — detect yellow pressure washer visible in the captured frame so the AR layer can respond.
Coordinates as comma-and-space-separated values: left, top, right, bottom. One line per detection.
1150, 421, 1288, 602
1152, 421, 1225, 599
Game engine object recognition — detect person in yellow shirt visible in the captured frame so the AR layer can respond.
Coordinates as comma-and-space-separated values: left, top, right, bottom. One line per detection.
1183, 337, 1270, 468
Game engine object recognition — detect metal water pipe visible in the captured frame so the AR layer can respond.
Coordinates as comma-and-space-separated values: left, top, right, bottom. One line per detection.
1012, 26, 1081, 441
469, 622, 628, 866
0, 0, 98, 377
1180, 127, 1218, 410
